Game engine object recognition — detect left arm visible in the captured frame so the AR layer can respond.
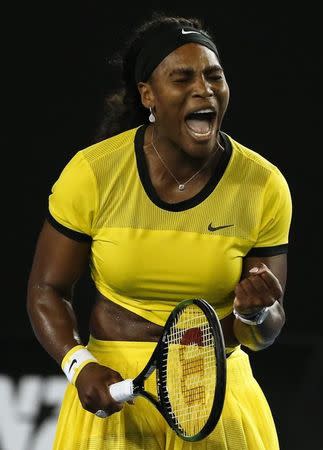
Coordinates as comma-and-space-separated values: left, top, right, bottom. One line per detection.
233, 253, 287, 351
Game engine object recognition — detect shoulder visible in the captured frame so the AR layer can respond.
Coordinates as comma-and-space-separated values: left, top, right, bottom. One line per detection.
226, 133, 279, 172
55, 127, 140, 184
80, 127, 139, 164
51, 126, 140, 194
224, 132, 289, 189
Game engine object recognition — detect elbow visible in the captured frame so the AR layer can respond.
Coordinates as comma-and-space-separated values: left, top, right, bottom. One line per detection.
26, 281, 59, 319
26, 281, 44, 314
246, 337, 277, 352
246, 317, 286, 352
234, 308, 285, 352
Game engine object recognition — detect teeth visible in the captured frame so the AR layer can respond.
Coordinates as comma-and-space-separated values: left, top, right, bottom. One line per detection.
191, 130, 212, 136
194, 108, 214, 114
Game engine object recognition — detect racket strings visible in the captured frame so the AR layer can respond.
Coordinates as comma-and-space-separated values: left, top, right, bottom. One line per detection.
159, 304, 217, 436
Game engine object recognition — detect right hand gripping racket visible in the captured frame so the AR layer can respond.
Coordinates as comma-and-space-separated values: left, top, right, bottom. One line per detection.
108, 298, 227, 442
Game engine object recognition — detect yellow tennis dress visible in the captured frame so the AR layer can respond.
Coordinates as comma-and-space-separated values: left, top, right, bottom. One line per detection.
49, 124, 292, 449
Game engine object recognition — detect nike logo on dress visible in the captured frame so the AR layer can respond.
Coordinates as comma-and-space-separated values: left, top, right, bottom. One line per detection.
69, 359, 77, 372
208, 223, 234, 232
181, 29, 201, 35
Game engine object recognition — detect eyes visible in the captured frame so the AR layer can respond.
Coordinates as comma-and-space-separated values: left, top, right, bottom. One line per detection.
173, 73, 224, 84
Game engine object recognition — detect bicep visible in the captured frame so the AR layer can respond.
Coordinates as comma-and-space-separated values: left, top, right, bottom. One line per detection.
28, 219, 91, 298
241, 254, 288, 302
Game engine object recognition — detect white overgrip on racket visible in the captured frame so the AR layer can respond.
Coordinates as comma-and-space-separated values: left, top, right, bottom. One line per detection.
109, 379, 134, 402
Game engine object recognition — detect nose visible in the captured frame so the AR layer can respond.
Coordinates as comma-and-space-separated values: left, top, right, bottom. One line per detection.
192, 75, 214, 98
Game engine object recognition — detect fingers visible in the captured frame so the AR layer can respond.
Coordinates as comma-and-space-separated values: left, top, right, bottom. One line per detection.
234, 263, 283, 313
251, 264, 283, 300
94, 394, 135, 419
79, 382, 124, 416
76, 364, 127, 417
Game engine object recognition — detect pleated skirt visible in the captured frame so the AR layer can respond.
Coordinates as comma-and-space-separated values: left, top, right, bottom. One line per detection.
53, 337, 279, 449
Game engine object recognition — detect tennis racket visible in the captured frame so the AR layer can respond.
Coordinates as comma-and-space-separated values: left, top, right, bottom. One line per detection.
108, 298, 227, 442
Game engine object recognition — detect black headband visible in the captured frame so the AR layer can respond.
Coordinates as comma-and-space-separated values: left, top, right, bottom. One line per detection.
135, 25, 219, 83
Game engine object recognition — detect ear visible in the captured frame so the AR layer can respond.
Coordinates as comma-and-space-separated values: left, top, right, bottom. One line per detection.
137, 82, 154, 109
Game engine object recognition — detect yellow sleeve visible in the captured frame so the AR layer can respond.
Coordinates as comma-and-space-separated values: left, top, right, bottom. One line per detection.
254, 167, 292, 248
48, 151, 98, 236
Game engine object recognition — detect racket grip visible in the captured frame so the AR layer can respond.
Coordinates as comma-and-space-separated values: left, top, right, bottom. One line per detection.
109, 379, 134, 402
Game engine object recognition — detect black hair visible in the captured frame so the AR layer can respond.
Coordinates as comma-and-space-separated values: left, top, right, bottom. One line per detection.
92, 12, 217, 143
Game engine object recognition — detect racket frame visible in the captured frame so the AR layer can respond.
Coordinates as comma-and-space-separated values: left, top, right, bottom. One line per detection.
130, 298, 227, 442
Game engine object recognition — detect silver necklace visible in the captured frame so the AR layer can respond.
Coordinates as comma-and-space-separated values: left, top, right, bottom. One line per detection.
150, 127, 223, 191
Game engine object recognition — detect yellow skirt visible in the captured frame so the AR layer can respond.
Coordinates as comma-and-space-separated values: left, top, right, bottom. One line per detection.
53, 337, 279, 449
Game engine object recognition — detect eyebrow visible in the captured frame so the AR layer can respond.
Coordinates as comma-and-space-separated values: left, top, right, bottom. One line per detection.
169, 64, 223, 77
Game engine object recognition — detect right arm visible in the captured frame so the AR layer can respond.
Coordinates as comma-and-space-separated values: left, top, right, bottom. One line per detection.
27, 219, 123, 416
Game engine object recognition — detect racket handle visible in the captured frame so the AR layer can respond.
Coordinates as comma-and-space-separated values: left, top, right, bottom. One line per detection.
109, 379, 134, 402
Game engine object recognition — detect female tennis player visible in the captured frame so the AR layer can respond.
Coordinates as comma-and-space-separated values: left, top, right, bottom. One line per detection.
27, 11, 292, 450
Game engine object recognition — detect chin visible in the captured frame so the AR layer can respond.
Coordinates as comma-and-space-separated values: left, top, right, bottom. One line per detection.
182, 124, 218, 156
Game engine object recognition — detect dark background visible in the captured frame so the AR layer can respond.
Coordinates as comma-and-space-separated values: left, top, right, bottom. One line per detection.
3, 2, 322, 449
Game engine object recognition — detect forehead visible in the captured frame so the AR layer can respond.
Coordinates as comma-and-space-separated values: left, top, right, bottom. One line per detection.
155, 43, 221, 75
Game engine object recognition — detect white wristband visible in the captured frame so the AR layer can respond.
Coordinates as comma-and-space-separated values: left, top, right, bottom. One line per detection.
61, 345, 98, 384
233, 301, 278, 326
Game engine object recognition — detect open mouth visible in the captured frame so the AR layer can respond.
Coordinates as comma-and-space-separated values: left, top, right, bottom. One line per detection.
185, 109, 217, 138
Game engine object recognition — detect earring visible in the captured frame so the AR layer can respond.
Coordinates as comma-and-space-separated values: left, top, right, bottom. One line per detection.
149, 107, 156, 123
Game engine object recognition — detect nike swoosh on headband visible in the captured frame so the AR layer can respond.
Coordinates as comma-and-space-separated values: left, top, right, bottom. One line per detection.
181, 29, 201, 35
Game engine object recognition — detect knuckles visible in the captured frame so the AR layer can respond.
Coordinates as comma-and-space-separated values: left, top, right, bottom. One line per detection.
234, 271, 282, 310
76, 365, 124, 415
